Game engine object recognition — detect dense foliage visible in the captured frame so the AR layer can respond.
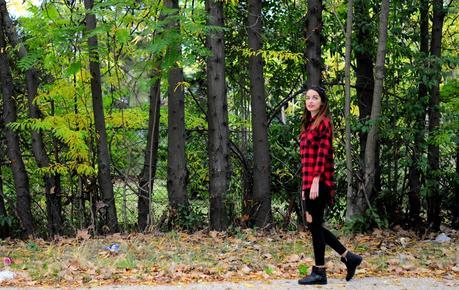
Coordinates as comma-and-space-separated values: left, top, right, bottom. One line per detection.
0, 0, 457, 238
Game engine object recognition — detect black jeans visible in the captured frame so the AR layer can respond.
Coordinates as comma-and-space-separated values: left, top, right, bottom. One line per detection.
303, 183, 346, 266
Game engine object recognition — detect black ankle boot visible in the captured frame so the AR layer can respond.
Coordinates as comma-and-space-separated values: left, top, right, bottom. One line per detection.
298, 266, 327, 285
341, 251, 362, 281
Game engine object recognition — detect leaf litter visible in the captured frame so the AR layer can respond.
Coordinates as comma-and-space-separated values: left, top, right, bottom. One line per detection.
0, 228, 458, 287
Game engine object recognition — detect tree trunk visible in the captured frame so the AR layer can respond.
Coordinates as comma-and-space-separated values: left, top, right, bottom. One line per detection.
453, 143, 459, 228
354, 0, 375, 163
0, 21, 34, 236
427, 0, 445, 230
84, 0, 118, 233
363, 0, 390, 211
346, 0, 375, 219
305, 0, 323, 87
240, 89, 253, 224
206, 0, 230, 231
138, 71, 161, 232
0, 156, 10, 238
165, 0, 188, 210
344, 0, 354, 212
408, 0, 428, 224
0, 0, 62, 237
247, 0, 271, 228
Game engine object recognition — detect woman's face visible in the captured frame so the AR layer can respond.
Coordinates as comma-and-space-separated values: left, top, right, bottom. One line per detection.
305, 89, 322, 116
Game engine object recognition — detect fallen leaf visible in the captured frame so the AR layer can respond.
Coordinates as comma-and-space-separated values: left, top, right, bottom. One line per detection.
402, 263, 415, 271
286, 254, 300, 263
263, 253, 272, 259
240, 265, 251, 274
387, 258, 399, 266
76, 229, 91, 241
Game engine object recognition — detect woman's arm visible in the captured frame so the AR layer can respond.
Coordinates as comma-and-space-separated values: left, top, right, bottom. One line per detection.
309, 122, 332, 200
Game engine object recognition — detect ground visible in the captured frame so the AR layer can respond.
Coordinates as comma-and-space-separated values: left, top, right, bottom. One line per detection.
0, 227, 458, 289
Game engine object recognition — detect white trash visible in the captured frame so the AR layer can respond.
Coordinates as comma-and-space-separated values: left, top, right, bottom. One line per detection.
435, 233, 451, 243
0, 270, 15, 282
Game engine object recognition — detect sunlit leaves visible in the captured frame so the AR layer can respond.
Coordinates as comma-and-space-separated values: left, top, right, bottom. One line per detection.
240, 48, 303, 65
106, 108, 148, 130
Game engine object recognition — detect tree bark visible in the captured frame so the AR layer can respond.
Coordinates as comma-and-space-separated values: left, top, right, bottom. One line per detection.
0, 0, 62, 237
137, 71, 161, 232
363, 0, 390, 210
206, 0, 230, 231
354, 0, 375, 163
453, 143, 459, 228
84, 0, 118, 233
346, 0, 375, 219
0, 19, 34, 236
247, 0, 271, 228
427, 0, 445, 230
408, 0, 429, 224
165, 0, 188, 209
344, 0, 354, 214
305, 0, 323, 87
0, 152, 10, 238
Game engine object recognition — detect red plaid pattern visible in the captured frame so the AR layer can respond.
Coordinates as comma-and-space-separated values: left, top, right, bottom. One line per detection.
300, 116, 336, 202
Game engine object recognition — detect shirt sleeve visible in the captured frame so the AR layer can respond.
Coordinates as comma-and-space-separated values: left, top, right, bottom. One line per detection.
299, 133, 306, 191
313, 121, 332, 177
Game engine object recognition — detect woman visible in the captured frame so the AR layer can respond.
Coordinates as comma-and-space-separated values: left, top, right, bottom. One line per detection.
298, 87, 362, 285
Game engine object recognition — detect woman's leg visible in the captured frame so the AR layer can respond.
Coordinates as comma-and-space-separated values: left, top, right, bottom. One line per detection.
322, 227, 347, 255
307, 184, 347, 260
299, 206, 328, 285
307, 213, 326, 266
305, 193, 327, 266
301, 184, 362, 284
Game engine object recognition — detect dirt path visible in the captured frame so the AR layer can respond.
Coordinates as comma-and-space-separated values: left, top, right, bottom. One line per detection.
96, 278, 458, 289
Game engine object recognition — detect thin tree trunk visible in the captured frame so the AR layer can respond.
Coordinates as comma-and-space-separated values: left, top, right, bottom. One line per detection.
247, 0, 271, 228
0, 0, 62, 237
0, 20, 34, 236
305, 0, 323, 87
84, 0, 118, 233
206, 0, 230, 231
408, 0, 428, 224
165, 0, 188, 210
344, 0, 354, 215
363, 0, 390, 209
427, 0, 445, 230
138, 71, 161, 232
240, 91, 254, 225
453, 142, 459, 228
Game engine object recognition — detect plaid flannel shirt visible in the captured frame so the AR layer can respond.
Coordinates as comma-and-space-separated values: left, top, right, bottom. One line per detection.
300, 116, 336, 203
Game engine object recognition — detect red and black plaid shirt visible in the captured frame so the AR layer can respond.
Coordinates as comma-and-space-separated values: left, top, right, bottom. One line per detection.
300, 116, 336, 202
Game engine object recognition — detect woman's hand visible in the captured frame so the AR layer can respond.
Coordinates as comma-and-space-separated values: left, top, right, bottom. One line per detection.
301, 190, 305, 201
309, 177, 320, 200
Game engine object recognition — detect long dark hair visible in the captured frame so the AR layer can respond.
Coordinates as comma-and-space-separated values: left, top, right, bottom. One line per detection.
300, 86, 330, 133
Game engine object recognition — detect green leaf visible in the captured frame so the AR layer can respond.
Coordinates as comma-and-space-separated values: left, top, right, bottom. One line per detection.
116, 28, 130, 44
45, 4, 60, 20
66, 62, 81, 76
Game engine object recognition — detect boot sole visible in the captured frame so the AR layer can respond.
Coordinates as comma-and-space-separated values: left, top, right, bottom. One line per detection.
298, 281, 328, 285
